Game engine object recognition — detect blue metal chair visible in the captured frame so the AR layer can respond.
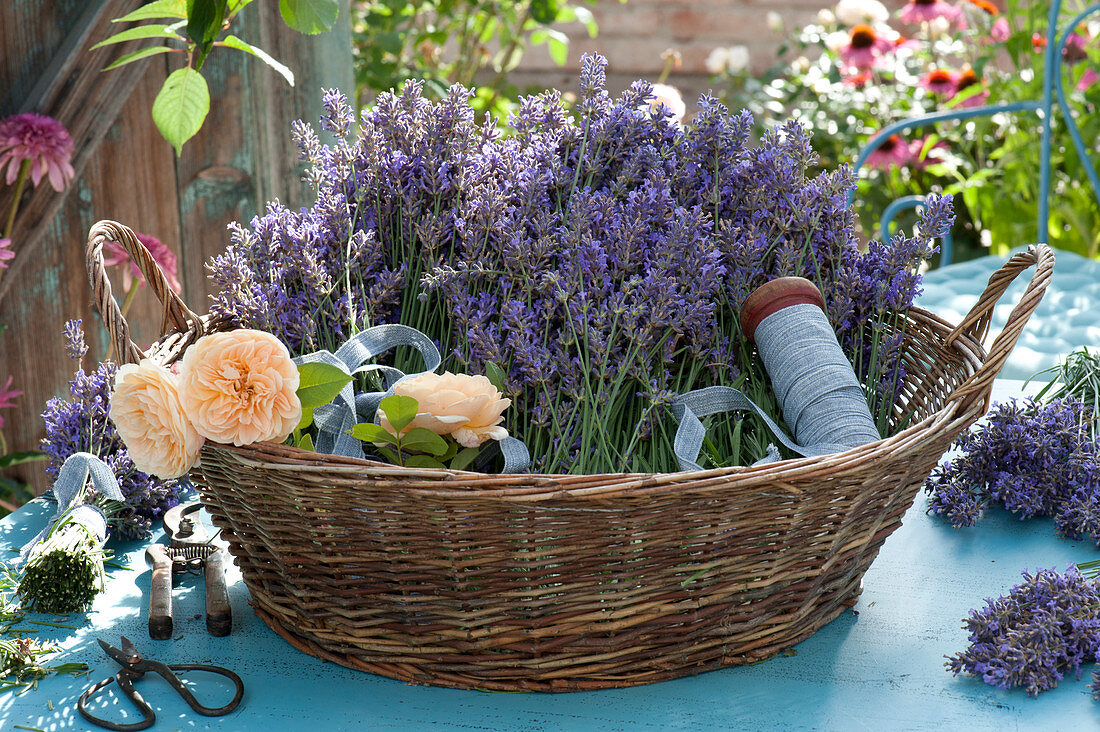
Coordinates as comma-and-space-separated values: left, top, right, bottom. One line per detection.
847, 0, 1100, 266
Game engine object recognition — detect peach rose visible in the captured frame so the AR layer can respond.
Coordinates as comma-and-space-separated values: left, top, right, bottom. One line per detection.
178, 329, 301, 446
111, 361, 204, 479
379, 372, 511, 448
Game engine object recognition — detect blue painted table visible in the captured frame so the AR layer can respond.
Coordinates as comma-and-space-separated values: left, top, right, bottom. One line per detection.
3, 251, 1100, 731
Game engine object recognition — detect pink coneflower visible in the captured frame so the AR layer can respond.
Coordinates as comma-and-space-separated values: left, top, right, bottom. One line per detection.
0, 238, 12, 269
952, 66, 990, 108
841, 24, 895, 69
1078, 68, 1099, 92
1063, 31, 1089, 64
843, 69, 875, 87
909, 136, 950, 168
0, 113, 74, 192
899, 0, 962, 25
990, 17, 1010, 42
0, 375, 20, 430
102, 232, 182, 294
920, 68, 960, 95
867, 134, 915, 170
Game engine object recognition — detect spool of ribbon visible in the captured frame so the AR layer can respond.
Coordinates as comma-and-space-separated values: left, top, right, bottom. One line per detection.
295, 325, 530, 472
20, 452, 126, 561
671, 277, 881, 471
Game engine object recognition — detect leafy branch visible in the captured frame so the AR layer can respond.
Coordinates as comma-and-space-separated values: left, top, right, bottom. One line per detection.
96, 0, 340, 154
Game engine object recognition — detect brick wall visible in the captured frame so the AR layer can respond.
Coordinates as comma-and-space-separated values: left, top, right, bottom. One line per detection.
510, 0, 904, 108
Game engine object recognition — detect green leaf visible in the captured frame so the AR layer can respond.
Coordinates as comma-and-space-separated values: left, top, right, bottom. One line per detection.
297, 432, 315, 451
350, 422, 398, 445
0, 451, 48, 470
91, 23, 186, 50
448, 447, 481, 472
439, 439, 459, 462
279, 0, 339, 34
296, 407, 314, 431
400, 427, 448, 456
103, 46, 175, 71
295, 362, 352, 409
113, 0, 188, 23
573, 6, 598, 37
546, 31, 568, 67
485, 362, 507, 393
221, 34, 295, 86
187, 0, 227, 69
380, 394, 418, 433
530, 0, 560, 24
405, 455, 447, 469
151, 67, 210, 155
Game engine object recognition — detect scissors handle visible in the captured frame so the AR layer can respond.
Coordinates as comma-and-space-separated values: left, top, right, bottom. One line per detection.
77, 671, 156, 731
159, 662, 245, 716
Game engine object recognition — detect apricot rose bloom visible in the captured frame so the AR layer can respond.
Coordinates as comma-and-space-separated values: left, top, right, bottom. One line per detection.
380, 372, 511, 448
178, 329, 301, 446
110, 361, 204, 479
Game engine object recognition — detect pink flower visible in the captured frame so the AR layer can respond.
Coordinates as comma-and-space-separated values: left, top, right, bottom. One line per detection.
1078, 68, 1099, 92
0, 238, 13, 269
843, 69, 874, 87
840, 24, 895, 69
178, 329, 301, 446
990, 17, 1010, 42
867, 134, 915, 170
899, 0, 962, 25
1064, 31, 1089, 64
0, 375, 20, 430
101, 233, 182, 294
0, 113, 74, 192
909, 136, 950, 168
920, 68, 960, 95
952, 67, 990, 108
111, 361, 204, 478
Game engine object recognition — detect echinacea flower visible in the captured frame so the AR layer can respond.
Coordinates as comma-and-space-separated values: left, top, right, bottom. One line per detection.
899, 0, 962, 25
990, 17, 1010, 42
647, 83, 687, 124
101, 232, 182, 294
0, 113, 75, 192
380, 372, 511, 448
952, 66, 990, 108
840, 24, 895, 69
834, 0, 889, 26
178, 329, 301, 446
1078, 68, 1099, 92
1063, 31, 1089, 64
0, 238, 13, 269
920, 68, 960, 95
909, 136, 950, 168
866, 134, 915, 170
0, 375, 21, 430
110, 361, 204, 479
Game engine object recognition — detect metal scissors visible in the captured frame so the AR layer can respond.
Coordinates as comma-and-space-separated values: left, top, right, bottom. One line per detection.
77, 637, 244, 731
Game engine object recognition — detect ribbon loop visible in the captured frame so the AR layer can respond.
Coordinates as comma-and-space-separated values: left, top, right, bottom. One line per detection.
21, 452, 125, 561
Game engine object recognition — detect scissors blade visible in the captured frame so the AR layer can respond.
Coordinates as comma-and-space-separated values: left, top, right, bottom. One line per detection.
97, 637, 132, 667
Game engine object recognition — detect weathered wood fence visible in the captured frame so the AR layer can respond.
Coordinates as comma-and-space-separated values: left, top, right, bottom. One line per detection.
0, 0, 353, 494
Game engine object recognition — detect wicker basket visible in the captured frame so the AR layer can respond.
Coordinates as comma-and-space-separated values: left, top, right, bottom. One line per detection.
87, 220, 1053, 692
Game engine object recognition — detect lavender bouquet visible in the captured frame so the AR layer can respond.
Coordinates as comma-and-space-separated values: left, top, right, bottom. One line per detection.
209, 55, 952, 474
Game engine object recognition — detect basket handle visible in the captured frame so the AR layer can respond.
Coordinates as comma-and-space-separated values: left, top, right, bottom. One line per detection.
943, 243, 1055, 410
86, 220, 205, 366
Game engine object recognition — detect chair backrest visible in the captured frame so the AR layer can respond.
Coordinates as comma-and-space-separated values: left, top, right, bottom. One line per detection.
847, 0, 1100, 266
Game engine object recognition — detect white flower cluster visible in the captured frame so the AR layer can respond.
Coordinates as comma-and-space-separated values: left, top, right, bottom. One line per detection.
705, 45, 751, 75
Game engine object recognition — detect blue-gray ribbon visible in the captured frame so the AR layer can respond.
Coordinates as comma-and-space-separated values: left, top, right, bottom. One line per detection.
672, 303, 881, 472
295, 325, 530, 472
21, 452, 125, 561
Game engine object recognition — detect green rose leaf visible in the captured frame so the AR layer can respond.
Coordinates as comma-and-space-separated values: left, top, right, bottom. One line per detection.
279, 0, 339, 34
151, 67, 210, 155
296, 406, 314, 431
405, 455, 447, 470
485, 361, 507, 393
400, 428, 449, 456
296, 432, 315, 451
448, 446, 481, 472
295, 362, 352, 409
112, 0, 188, 23
380, 394, 418, 433
350, 423, 398, 445
530, 0, 560, 25
221, 35, 295, 86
